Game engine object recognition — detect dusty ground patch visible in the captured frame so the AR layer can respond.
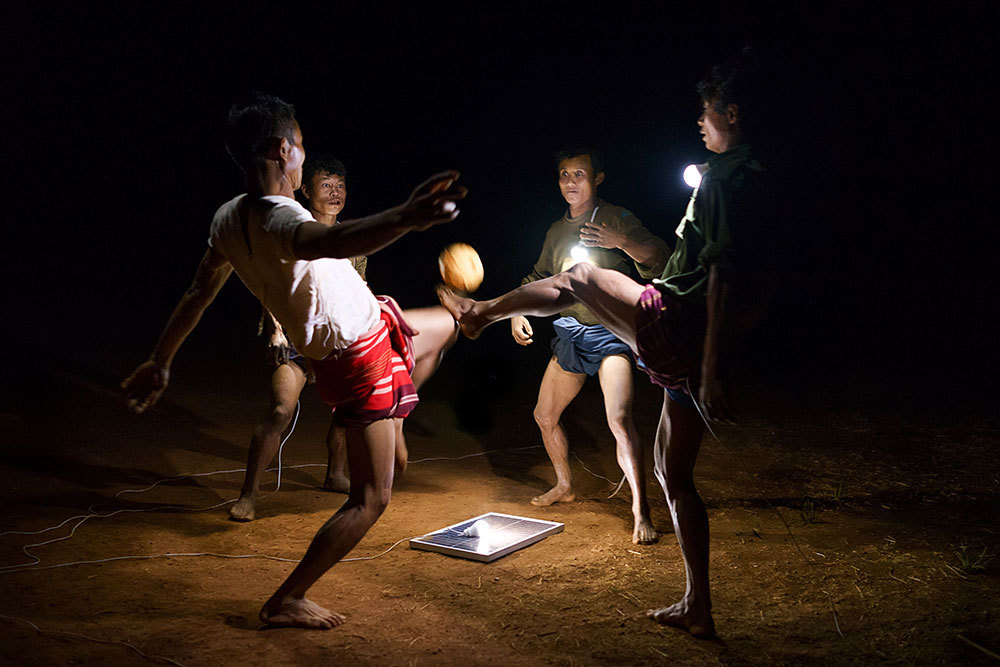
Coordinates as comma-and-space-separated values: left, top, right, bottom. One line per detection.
1, 358, 997, 665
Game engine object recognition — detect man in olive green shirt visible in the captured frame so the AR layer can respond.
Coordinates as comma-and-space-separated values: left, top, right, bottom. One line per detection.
440, 52, 768, 639
512, 147, 669, 545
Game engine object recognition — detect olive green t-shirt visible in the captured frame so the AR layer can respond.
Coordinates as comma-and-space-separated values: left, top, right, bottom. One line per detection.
522, 199, 669, 325
655, 144, 765, 304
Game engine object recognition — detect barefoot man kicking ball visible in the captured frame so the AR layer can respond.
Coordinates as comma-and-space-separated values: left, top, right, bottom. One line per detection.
122, 93, 465, 628
439, 51, 772, 638
513, 146, 668, 545
231, 154, 459, 521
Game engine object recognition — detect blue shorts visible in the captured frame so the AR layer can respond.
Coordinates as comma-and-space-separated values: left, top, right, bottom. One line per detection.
666, 386, 697, 411
550, 317, 632, 376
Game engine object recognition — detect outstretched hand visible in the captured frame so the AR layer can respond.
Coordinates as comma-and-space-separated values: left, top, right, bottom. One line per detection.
400, 171, 468, 231
121, 361, 170, 414
698, 374, 738, 425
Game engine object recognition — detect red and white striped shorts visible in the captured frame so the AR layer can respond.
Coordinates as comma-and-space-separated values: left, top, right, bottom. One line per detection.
311, 296, 418, 427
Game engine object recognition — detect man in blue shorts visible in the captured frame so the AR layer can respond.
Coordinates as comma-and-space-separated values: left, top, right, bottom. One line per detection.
512, 147, 669, 544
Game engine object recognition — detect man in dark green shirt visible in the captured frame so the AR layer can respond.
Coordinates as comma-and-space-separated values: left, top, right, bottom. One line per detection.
439, 52, 768, 639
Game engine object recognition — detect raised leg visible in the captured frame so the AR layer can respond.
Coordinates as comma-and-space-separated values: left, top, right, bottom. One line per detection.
400, 305, 460, 390
438, 263, 645, 348
647, 391, 715, 638
260, 418, 397, 629
530, 357, 586, 507
597, 354, 657, 544
230, 363, 308, 521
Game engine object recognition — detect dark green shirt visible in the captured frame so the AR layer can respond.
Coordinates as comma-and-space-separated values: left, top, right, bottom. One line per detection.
655, 144, 765, 304
522, 199, 668, 325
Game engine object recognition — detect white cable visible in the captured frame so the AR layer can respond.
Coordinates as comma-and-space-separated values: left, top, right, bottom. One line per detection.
0, 612, 186, 666
570, 452, 627, 498
272, 400, 301, 492
1, 438, 627, 573
409, 444, 541, 464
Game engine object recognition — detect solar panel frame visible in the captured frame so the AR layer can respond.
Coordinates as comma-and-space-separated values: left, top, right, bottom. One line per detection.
409, 512, 565, 562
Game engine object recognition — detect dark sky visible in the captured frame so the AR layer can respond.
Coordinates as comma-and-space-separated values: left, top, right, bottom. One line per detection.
2, 2, 996, 396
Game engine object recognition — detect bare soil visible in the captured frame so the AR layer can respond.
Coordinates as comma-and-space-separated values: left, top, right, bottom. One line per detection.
1, 355, 998, 666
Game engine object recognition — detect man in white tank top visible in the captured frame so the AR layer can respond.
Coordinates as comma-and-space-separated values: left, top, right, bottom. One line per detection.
122, 93, 465, 630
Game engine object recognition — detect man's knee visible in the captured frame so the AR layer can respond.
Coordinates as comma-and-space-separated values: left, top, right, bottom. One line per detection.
359, 485, 392, 521
533, 403, 559, 432
657, 467, 696, 500
268, 403, 296, 428
605, 410, 633, 440
564, 261, 596, 288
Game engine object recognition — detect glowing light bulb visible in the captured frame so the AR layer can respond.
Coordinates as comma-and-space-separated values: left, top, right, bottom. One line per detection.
570, 245, 589, 262
463, 519, 492, 539
683, 163, 703, 189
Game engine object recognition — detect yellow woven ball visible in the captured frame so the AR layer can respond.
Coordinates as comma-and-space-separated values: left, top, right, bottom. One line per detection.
438, 242, 484, 293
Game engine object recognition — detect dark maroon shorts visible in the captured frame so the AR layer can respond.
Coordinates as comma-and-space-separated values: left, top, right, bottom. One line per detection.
634, 285, 705, 390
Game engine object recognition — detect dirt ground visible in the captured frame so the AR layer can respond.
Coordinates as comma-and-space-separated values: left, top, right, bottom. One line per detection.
1, 352, 998, 666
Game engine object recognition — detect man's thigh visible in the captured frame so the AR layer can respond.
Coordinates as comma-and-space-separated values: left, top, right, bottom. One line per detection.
270, 363, 308, 408
401, 305, 457, 360
345, 420, 397, 491
596, 354, 636, 418
565, 265, 645, 350
536, 356, 587, 417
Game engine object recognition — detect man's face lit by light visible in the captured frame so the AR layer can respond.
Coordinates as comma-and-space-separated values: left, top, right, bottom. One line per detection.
303, 171, 347, 220
557, 155, 604, 209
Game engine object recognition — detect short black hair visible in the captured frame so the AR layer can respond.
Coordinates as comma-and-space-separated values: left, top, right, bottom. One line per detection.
554, 146, 605, 176
303, 154, 347, 189
224, 92, 297, 169
697, 47, 762, 138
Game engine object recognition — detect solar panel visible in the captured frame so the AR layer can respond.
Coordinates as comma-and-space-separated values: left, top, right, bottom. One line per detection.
409, 512, 564, 562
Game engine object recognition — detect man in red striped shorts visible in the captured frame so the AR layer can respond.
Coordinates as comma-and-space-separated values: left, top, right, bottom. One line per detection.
122, 93, 465, 630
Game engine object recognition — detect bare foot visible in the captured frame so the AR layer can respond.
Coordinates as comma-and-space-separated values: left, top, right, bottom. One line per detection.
632, 514, 658, 545
260, 597, 345, 630
436, 286, 485, 340
530, 485, 576, 507
321, 474, 350, 494
229, 496, 256, 522
647, 600, 715, 639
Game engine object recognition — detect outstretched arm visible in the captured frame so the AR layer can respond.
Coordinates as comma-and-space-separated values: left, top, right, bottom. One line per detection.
292, 171, 467, 260
121, 247, 233, 413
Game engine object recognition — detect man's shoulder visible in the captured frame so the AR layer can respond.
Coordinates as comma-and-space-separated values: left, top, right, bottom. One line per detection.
261, 195, 312, 219
596, 201, 640, 226
707, 145, 764, 188
212, 194, 246, 221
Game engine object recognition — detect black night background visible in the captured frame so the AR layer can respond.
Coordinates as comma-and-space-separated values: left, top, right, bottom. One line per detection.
1, 2, 997, 664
